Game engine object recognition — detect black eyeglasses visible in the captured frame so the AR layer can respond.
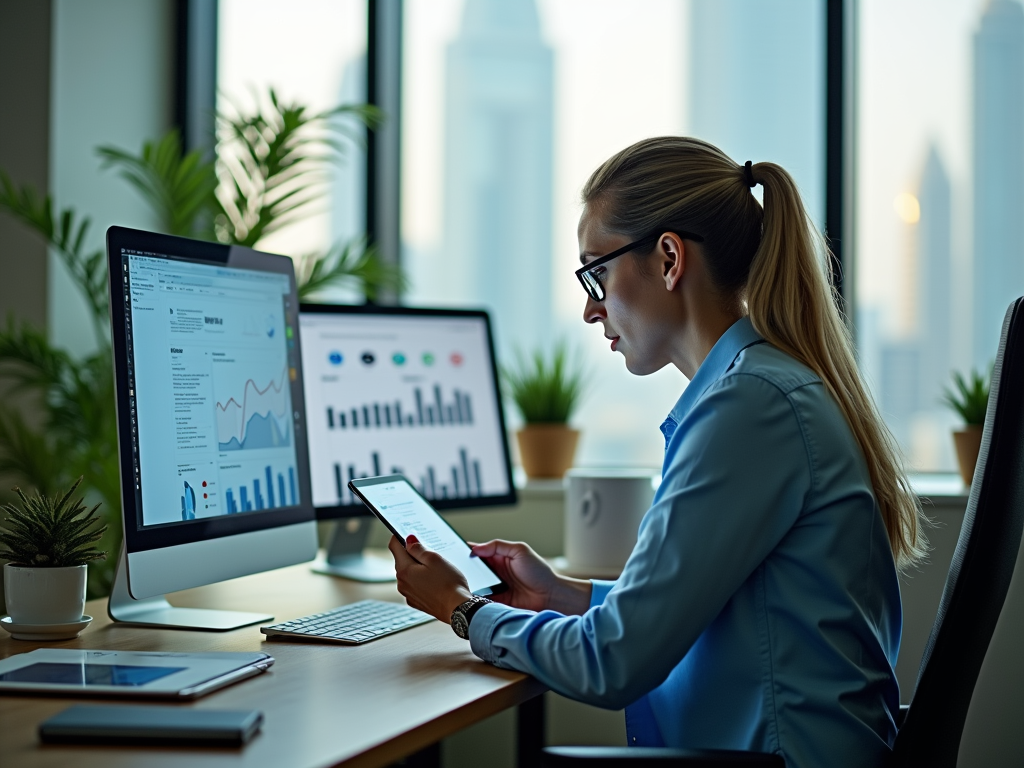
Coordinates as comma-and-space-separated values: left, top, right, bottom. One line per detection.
575, 230, 705, 302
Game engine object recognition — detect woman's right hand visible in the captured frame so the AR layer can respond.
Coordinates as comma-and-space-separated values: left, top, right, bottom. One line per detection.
470, 540, 593, 615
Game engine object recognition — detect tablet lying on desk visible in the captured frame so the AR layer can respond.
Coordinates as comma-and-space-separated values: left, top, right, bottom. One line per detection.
350, 474, 507, 597
0, 649, 273, 699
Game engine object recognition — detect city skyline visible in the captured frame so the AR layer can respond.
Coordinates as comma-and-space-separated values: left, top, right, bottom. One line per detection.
441, 0, 555, 358
973, 0, 1024, 368
221, 0, 1002, 471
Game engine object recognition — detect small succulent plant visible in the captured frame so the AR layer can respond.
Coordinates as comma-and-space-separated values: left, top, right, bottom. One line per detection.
503, 342, 588, 425
0, 477, 107, 567
942, 367, 991, 427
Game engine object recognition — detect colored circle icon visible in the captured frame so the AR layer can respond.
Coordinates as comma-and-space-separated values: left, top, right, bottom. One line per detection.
450, 352, 464, 366
392, 352, 406, 365
361, 351, 376, 365
422, 352, 435, 366
328, 351, 343, 365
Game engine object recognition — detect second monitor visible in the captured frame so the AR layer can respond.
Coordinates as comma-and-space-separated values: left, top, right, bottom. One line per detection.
299, 304, 517, 580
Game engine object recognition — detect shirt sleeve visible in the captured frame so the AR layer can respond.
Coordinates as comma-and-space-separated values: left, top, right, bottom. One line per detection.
468, 373, 814, 710
590, 580, 616, 608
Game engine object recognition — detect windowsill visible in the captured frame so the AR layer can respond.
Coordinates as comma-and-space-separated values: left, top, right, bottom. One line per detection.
515, 470, 970, 505
908, 472, 970, 505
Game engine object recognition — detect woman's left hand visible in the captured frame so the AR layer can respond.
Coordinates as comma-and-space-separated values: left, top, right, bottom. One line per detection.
388, 535, 474, 623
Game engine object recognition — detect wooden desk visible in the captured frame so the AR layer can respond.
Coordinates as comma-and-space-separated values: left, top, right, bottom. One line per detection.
0, 561, 546, 768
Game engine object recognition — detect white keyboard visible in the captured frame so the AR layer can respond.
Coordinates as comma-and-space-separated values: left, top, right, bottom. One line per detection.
260, 600, 433, 644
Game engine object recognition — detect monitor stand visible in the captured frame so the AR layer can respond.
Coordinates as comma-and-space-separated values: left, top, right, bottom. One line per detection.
107, 543, 273, 631
311, 518, 396, 582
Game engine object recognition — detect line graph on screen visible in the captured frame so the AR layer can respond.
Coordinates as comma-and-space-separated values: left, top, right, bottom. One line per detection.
216, 368, 291, 451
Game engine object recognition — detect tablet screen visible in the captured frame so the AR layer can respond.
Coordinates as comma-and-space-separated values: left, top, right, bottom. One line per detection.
354, 478, 503, 594
0, 663, 183, 687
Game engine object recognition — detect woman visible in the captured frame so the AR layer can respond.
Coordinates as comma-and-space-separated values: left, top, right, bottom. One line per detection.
389, 137, 926, 768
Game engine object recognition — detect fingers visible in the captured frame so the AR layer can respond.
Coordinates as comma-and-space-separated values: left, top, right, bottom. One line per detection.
389, 535, 416, 568
470, 539, 522, 558
405, 534, 427, 561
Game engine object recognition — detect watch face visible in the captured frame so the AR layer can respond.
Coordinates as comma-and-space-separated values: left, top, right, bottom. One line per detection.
452, 612, 470, 639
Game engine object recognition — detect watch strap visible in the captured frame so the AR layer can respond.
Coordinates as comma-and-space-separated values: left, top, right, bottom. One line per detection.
462, 597, 491, 625
451, 596, 491, 639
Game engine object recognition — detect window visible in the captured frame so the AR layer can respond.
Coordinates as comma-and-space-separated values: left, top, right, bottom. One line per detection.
218, 0, 827, 468
402, 0, 824, 465
218, 0, 368, 269
856, 0, 1023, 471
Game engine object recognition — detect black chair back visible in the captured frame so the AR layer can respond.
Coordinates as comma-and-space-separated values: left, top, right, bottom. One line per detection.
891, 297, 1024, 766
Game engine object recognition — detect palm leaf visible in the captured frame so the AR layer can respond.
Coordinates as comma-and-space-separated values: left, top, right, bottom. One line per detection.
0, 172, 108, 331
296, 239, 407, 302
97, 130, 218, 238
215, 90, 383, 247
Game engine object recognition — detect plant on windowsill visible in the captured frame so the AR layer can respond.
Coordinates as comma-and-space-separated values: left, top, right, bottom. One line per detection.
942, 367, 990, 487
503, 342, 587, 479
0, 477, 106, 634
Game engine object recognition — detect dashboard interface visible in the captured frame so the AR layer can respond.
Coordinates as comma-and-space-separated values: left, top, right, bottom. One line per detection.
300, 310, 513, 510
120, 251, 303, 528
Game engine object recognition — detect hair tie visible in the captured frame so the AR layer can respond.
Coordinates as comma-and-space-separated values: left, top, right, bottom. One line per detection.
742, 161, 756, 188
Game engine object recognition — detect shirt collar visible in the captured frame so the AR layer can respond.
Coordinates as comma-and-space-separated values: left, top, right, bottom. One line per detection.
666, 316, 764, 427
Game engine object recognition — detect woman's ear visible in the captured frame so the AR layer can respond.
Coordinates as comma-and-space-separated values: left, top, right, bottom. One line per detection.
660, 233, 686, 291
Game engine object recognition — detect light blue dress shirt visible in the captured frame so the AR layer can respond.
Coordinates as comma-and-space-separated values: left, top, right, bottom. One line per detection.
470, 317, 902, 768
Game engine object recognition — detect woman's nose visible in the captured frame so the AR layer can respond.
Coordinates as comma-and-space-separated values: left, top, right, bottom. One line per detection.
583, 294, 606, 324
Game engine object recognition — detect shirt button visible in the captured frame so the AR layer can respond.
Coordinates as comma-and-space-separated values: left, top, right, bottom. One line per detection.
632, 737, 637, 744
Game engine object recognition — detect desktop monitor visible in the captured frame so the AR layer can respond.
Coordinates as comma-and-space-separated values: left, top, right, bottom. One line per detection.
106, 226, 318, 630
299, 304, 517, 580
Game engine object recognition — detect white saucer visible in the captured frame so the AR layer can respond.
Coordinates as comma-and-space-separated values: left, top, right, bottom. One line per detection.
0, 615, 92, 641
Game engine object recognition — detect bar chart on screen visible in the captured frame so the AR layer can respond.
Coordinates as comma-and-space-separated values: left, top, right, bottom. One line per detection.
300, 311, 512, 508
332, 447, 485, 506
325, 383, 474, 430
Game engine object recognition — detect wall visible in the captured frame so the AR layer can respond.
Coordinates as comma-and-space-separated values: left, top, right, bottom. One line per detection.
0, 1, 51, 329
49, 0, 175, 355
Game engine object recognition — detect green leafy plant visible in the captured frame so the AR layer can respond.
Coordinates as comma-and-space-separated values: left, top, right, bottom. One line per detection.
215, 91, 382, 247
97, 129, 219, 239
0, 477, 107, 568
503, 342, 588, 424
942, 367, 990, 426
0, 88, 401, 597
295, 238, 407, 302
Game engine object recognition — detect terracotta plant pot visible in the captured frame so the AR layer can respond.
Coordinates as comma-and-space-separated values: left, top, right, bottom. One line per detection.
952, 425, 984, 487
516, 425, 580, 479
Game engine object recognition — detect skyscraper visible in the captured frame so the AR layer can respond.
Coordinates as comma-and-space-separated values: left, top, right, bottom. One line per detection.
442, 0, 554, 355
688, 0, 824, 225
916, 145, 953, 406
972, 0, 1024, 368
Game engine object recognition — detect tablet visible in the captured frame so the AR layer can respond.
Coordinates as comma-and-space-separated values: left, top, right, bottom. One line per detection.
0, 649, 273, 699
349, 475, 506, 596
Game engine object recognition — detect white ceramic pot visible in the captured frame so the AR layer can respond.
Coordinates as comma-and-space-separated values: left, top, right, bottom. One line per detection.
4, 563, 87, 624
564, 469, 657, 575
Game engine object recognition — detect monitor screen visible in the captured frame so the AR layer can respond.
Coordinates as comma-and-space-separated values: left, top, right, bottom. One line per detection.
113, 235, 313, 551
299, 306, 516, 514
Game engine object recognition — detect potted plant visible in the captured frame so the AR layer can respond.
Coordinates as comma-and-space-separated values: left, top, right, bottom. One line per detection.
0, 477, 106, 632
942, 368, 990, 487
504, 342, 587, 479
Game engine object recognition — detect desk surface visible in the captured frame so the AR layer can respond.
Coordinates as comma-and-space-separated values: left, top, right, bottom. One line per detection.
0, 559, 544, 768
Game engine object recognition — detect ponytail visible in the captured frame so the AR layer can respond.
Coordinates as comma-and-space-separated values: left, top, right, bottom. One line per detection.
583, 137, 927, 570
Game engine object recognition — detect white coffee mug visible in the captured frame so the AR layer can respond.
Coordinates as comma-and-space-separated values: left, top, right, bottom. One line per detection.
564, 468, 657, 576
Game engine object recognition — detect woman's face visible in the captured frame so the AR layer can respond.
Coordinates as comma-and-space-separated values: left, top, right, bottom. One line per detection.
577, 205, 683, 376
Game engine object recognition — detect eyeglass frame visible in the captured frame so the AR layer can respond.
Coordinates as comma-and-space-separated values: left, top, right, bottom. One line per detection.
575, 229, 705, 302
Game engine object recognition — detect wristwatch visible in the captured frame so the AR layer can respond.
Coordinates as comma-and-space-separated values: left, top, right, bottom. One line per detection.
451, 596, 492, 639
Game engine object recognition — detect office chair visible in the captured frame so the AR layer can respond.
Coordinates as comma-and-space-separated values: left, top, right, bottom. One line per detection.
542, 297, 1024, 768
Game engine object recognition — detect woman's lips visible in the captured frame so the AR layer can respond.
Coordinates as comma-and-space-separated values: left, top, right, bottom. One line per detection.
608, 336, 619, 351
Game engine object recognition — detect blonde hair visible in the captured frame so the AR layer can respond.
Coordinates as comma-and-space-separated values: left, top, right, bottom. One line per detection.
583, 136, 926, 570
